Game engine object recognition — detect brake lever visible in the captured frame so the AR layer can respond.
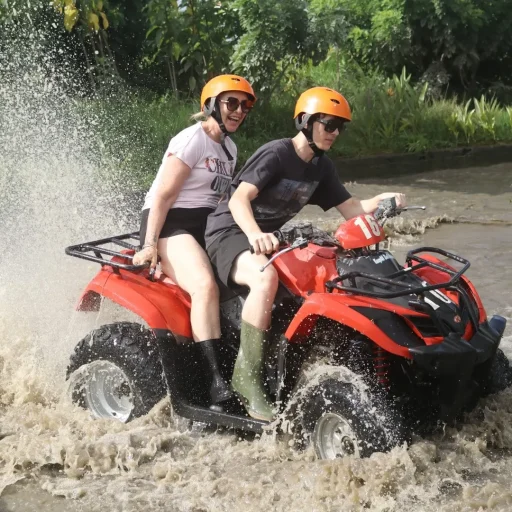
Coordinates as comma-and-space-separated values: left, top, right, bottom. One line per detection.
259, 237, 308, 272
401, 205, 427, 211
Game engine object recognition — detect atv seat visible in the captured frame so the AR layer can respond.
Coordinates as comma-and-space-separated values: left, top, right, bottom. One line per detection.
151, 267, 243, 304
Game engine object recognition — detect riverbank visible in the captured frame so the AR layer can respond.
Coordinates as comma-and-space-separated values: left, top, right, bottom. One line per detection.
80, 75, 512, 189
335, 143, 512, 181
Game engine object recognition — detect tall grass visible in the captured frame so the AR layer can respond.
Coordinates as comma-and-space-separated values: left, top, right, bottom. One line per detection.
77, 64, 512, 188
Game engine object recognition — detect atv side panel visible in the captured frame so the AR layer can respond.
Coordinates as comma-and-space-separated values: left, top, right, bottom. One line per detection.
77, 267, 193, 338
284, 293, 413, 357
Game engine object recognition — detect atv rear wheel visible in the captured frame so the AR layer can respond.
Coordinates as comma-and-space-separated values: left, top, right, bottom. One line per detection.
294, 378, 408, 459
66, 322, 167, 422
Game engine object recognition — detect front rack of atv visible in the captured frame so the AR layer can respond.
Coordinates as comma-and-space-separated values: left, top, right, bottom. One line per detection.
65, 232, 148, 273
326, 247, 470, 299
326, 247, 479, 330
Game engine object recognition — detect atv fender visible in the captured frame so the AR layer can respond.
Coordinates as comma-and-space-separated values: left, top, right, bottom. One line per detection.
284, 292, 411, 358
76, 268, 192, 337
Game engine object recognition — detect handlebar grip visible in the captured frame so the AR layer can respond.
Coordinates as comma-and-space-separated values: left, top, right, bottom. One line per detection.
273, 230, 284, 243
249, 231, 282, 255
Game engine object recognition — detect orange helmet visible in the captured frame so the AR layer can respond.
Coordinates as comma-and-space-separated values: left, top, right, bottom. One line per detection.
201, 74, 256, 115
294, 87, 351, 130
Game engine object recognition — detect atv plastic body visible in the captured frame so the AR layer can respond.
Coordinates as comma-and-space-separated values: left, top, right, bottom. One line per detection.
65, 201, 509, 454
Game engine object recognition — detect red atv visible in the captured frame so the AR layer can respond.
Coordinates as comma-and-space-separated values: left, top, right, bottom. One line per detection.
65, 199, 511, 460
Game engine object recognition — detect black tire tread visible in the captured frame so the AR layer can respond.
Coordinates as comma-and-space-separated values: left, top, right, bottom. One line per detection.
67, 322, 167, 420
297, 377, 408, 458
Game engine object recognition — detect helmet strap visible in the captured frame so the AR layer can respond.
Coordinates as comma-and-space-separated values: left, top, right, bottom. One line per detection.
301, 128, 324, 157
207, 98, 234, 162
296, 113, 324, 159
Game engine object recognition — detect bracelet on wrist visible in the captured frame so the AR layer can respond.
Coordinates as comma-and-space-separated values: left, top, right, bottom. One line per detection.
142, 243, 156, 249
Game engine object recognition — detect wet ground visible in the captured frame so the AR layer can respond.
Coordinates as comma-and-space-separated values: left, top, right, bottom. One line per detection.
1, 163, 512, 512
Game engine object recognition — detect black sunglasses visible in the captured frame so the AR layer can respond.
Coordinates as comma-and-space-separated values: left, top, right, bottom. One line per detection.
219, 97, 254, 114
316, 117, 346, 134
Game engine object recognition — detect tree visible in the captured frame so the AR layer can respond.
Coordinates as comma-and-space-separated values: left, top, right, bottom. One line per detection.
145, 0, 240, 96
230, 0, 343, 100
339, 0, 512, 93
52, 0, 122, 92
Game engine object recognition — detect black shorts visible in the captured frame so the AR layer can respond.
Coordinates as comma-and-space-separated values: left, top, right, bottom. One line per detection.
139, 207, 214, 249
206, 229, 251, 289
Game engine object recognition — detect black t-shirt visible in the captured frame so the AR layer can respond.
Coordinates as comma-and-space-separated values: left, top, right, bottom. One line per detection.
205, 138, 351, 244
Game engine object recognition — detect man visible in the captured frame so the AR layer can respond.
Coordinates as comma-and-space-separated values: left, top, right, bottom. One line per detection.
205, 86, 406, 420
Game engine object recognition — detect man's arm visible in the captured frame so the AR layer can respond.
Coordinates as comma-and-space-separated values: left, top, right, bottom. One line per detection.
228, 181, 261, 235
228, 182, 280, 254
336, 192, 406, 220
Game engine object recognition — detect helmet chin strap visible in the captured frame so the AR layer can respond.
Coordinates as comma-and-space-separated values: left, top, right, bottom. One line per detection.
206, 98, 234, 162
296, 114, 324, 160
301, 127, 324, 159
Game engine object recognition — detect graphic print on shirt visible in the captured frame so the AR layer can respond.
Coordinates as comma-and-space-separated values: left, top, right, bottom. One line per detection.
253, 178, 320, 219
206, 157, 235, 195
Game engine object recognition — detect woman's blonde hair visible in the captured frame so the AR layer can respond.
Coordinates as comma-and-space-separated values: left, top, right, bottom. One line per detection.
190, 111, 208, 122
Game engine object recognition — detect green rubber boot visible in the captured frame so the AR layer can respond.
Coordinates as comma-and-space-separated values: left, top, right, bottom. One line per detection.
231, 320, 274, 422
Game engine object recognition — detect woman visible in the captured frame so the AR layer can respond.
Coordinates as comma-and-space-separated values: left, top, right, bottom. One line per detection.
133, 74, 256, 407
205, 87, 406, 421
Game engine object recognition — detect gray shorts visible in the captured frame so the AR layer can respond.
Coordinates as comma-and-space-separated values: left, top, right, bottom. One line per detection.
206, 229, 251, 290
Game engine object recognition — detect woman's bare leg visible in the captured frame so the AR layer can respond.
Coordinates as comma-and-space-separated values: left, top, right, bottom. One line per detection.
158, 234, 220, 341
157, 235, 231, 404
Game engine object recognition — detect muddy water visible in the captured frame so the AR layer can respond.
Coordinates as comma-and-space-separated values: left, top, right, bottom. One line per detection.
1, 163, 512, 512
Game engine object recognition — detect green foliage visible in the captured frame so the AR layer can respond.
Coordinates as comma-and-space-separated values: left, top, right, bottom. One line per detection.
339, 0, 512, 93
144, 0, 240, 96
230, 0, 347, 100
82, 65, 512, 190
446, 95, 502, 144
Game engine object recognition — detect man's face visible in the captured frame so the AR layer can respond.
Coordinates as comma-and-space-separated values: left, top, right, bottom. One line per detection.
311, 114, 346, 151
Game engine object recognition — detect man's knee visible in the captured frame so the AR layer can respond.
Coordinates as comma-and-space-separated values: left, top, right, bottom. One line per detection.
248, 265, 279, 295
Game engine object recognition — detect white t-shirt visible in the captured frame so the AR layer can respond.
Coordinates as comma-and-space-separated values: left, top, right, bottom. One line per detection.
143, 122, 237, 210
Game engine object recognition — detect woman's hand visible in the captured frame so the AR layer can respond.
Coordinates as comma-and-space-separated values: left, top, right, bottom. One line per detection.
133, 245, 158, 269
247, 232, 280, 255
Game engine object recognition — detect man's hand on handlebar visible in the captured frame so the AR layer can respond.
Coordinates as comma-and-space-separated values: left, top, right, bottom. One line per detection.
248, 232, 280, 255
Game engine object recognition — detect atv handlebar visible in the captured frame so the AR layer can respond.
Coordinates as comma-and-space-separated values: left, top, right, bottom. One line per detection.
249, 223, 332, 272
258, 237, 309, 272
373, 197, 426, 224
251, 199, 427, 272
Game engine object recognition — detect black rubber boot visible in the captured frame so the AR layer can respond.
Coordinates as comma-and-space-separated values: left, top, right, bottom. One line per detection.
198, 339, 233, 404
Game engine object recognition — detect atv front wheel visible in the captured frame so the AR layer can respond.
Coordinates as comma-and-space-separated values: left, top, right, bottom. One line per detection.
66, 322, 167, 422
479, 348, 512, 396
294, 378, 408, 459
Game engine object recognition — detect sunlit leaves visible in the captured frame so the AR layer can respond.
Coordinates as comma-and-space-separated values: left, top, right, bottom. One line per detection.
144, 0, 240, 95
52, 0, 110, 35
338, 0, 512, 92
63, 2, 78, 32
88, 12, 100, 31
